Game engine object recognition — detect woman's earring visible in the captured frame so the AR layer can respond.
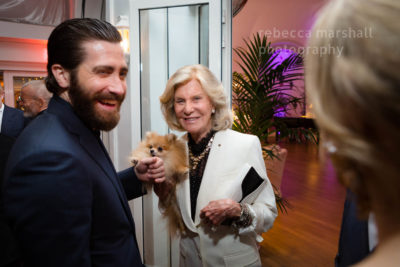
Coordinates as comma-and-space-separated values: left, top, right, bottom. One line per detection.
324, 141, 337, 154
212, 108, 215, 114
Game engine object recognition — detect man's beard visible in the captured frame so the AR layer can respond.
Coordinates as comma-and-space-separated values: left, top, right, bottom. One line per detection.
22, 103, 38, 118
68, 73, 125, 131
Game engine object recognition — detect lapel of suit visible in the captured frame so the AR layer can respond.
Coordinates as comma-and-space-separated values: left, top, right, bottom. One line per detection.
176, 175, 197, 232
1, 106, 11, 133
193, 131, 227, 225
47, 96, 134, 226
175, 134, 197, 233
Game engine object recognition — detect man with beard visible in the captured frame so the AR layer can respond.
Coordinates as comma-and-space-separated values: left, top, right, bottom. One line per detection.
3, 18, 165, 267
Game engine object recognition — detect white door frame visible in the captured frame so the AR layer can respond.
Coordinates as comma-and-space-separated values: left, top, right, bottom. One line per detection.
130, 0, 224, 152
128, 1, 231, 266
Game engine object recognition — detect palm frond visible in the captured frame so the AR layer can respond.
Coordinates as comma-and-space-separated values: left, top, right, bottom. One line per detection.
232, 33, 318, 213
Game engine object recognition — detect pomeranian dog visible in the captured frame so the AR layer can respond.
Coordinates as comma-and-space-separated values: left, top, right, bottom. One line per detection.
130, 132, 188, 235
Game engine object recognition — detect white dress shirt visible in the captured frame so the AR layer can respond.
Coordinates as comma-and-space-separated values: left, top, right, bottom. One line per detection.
0, 104, 5, 132
368, 213, 378, 251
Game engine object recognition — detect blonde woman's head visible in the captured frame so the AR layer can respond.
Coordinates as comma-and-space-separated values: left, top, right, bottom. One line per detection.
306, 0, 400, 218
160, 64, 232, 132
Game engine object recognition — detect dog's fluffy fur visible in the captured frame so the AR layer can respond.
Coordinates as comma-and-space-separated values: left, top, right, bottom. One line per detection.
130, 132, 188, 235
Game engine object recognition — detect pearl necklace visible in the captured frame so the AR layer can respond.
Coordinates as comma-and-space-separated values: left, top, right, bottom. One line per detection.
189, 135, 215, 170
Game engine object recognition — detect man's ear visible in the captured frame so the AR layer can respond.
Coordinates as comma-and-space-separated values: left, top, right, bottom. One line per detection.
51, 64, 70, 88
37, 98, 45, 109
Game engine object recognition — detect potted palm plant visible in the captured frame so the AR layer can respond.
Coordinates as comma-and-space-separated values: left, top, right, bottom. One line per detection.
232, 33, 308, 212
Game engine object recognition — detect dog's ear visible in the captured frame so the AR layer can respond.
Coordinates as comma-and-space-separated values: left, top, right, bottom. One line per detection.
166, 133, 177, 142
145, 131, 154, 139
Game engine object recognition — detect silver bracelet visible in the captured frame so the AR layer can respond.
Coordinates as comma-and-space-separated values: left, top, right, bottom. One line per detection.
232, 203, 252, 229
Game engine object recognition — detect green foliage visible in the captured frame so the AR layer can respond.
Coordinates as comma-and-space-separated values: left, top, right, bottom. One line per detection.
232, 33, 304, 145
272, 184, 292, 214
278, 127, 320, 144
232, 33, 309, 214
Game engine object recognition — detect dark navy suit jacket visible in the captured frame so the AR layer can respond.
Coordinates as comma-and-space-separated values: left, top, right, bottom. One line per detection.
0, 134, 20, 267
1, 105, 25, 138
335, 190, 370, 267
3, 96, 145, 267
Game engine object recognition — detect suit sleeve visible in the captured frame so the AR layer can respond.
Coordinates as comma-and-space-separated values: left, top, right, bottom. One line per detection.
118, 167, 145, 200
244, 136, 278, 234
3, 150, 92, 267
2, 107, 25, 138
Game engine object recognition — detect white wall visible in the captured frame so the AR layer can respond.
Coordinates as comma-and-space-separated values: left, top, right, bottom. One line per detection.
233, 0, 327, 71
0, 38, 47, 65
0, 20, 51, 68
106, 0, 130, 25
0, 37, 48, 106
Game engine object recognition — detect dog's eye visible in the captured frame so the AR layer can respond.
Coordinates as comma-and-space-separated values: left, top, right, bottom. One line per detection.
158, 147, 163, 152
149, 145, 153, 149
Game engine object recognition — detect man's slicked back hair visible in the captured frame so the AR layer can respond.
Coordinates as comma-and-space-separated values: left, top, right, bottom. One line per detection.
46, 18, 122, 95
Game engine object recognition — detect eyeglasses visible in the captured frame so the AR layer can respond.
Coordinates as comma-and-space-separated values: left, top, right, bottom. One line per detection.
17, 95, 31, 104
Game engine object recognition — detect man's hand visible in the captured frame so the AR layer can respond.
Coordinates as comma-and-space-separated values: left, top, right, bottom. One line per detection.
134, 157, 165, 183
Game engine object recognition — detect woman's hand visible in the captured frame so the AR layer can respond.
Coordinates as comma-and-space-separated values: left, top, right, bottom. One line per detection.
135, 157, 165, 183
200, 199, 241, 226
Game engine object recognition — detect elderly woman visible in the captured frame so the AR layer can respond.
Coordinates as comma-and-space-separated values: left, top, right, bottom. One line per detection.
158, 64, 277, 266
306, 0, 400, 266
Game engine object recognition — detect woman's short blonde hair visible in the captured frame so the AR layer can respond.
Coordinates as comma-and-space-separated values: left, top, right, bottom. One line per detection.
306, 0, 400, 216
160, 64, 232, 132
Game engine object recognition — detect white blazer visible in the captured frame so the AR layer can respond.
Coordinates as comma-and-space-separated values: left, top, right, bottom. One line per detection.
177, 129, 277, 267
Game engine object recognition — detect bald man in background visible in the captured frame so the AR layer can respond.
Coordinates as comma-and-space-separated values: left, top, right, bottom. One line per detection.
19, 80, 52, 119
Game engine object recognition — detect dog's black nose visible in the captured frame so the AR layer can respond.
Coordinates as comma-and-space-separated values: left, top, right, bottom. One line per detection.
150, 149, 156, 157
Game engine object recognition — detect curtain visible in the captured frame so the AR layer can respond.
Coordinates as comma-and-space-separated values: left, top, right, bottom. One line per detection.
0, 0, 73, 26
